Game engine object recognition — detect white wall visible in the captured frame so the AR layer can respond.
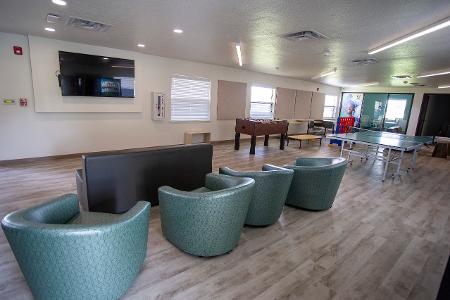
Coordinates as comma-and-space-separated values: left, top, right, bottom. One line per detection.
0, 32, 340, 160
342, 86, 449, 135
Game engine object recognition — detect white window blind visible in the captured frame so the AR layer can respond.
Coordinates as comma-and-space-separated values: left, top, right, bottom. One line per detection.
171, 76, 211, 121
323, 95, 338, 119
250, 86, 275, 119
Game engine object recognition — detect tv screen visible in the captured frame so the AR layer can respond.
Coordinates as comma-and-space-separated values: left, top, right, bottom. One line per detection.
58, 51, 135, 98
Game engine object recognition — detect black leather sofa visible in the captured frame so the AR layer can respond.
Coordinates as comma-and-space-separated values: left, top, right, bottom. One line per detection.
76, 143, 213, 213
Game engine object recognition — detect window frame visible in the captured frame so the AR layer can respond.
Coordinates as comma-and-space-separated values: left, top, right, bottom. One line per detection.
323, 94, 338, 120
249, 85, 276, 120
170, 75, 211, 122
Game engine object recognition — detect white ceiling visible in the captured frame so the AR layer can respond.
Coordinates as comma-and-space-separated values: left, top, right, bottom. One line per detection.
1, 0, 450, 88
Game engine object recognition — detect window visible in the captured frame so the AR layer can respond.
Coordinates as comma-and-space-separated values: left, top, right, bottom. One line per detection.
323, 95, 338, 119
385, 99, 407, 120
170, 76, 211, 121
250, 86, 275, 119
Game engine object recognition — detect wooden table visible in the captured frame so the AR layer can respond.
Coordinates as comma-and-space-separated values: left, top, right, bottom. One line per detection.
288, 134, 323, 149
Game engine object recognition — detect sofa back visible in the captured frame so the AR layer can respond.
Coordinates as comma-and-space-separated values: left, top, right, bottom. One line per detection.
81, 143, 213, 213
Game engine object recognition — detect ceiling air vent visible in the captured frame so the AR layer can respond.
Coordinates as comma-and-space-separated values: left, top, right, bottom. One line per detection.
392, 75, 413, 79
65, 16, 111, 32
46, 13, 62, 24
352, 58, 378, 65
283, 30, 328, 41
409, 82, 427, 87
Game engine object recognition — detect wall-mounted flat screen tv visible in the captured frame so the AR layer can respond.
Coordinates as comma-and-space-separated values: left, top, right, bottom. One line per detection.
58, 51, 135, 98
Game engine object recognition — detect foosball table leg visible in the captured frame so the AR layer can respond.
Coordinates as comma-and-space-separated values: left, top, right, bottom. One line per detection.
250, 135, 256, 154
280, 133, 286, 150
264, 135, 269, 146
234, 133, 240, 150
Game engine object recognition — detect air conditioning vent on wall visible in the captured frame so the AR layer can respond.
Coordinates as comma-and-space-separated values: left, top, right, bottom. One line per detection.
283, 30, 328, 41
65, 16, 112, 32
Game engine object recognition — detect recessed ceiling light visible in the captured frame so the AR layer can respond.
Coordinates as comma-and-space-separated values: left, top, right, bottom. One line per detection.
368, 17, 450, 55
45, 27, 56, 32
311, 68, 337, 79
173, 29, 183, 34
235, 43, 243, 67
46, 13, 61, 23
137, 44, 145, 48
102, 57, 109, 60
52, 0, 67, 6
438, 84, 450, 89
417, 69, 450, 78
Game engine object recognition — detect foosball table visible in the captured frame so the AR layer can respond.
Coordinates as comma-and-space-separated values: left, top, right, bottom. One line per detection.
234, 118, 289, 154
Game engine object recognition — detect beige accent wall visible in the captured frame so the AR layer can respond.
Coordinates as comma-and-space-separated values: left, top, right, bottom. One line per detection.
310, 92, 326, 119
217, 80, 247, 120
274, 87, 296, 119
294, 90, 312, 119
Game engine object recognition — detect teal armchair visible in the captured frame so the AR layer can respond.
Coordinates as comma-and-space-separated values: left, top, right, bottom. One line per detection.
284, 157, 347, 211
1, 194, 150, 300
159, 173, 255, 257
219, 164, 294, 226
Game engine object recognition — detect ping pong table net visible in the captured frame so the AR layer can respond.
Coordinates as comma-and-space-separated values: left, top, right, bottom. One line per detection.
336, 117, 355, 133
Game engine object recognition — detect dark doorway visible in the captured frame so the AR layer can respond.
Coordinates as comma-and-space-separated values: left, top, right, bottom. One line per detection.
416, 94, 450, 137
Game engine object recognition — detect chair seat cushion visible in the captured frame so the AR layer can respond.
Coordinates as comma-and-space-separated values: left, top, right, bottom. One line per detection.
68, 212, 118, 225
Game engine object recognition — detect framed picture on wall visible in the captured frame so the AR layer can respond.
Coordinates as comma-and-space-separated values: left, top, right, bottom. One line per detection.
340, 93, 363, 126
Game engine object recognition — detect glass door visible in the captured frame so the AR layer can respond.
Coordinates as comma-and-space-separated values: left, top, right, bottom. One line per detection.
383, 94, 413, 134
360, 93, 388, 131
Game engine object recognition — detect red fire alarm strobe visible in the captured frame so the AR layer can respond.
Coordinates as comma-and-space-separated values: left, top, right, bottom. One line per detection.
13, 46, 23, 55
19, 98, 28, 107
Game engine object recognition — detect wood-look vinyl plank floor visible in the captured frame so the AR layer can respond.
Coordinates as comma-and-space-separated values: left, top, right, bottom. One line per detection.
0, 140, 448, 300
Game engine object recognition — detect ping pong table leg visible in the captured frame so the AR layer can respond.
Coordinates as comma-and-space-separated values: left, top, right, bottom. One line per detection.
340, 141, 344, 157
396, 150, 404, 179
382, 148, 392, 182
412, 148, 418, 170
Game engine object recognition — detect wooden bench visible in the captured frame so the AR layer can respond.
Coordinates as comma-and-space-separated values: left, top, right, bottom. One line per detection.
184, 131, 211, 144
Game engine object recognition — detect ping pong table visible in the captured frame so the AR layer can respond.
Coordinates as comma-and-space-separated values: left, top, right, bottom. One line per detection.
327, 129, 434, 181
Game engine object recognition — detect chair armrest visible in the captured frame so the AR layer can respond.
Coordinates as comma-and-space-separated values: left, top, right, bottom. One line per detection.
3, 194, 80, 227
75, 169, 89, 211
262, 164, 293, 173
219, 167, 258, 178
205, 173, 254, 191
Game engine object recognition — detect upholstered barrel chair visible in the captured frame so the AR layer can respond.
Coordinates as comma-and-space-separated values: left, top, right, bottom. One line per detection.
1, 194, 150, 300
284, 157, 347, 211
219, 164, 294, 226
159, 173, 255, 257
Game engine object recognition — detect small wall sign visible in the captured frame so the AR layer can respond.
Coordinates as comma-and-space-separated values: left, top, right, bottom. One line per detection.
152, 92, 166, 120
